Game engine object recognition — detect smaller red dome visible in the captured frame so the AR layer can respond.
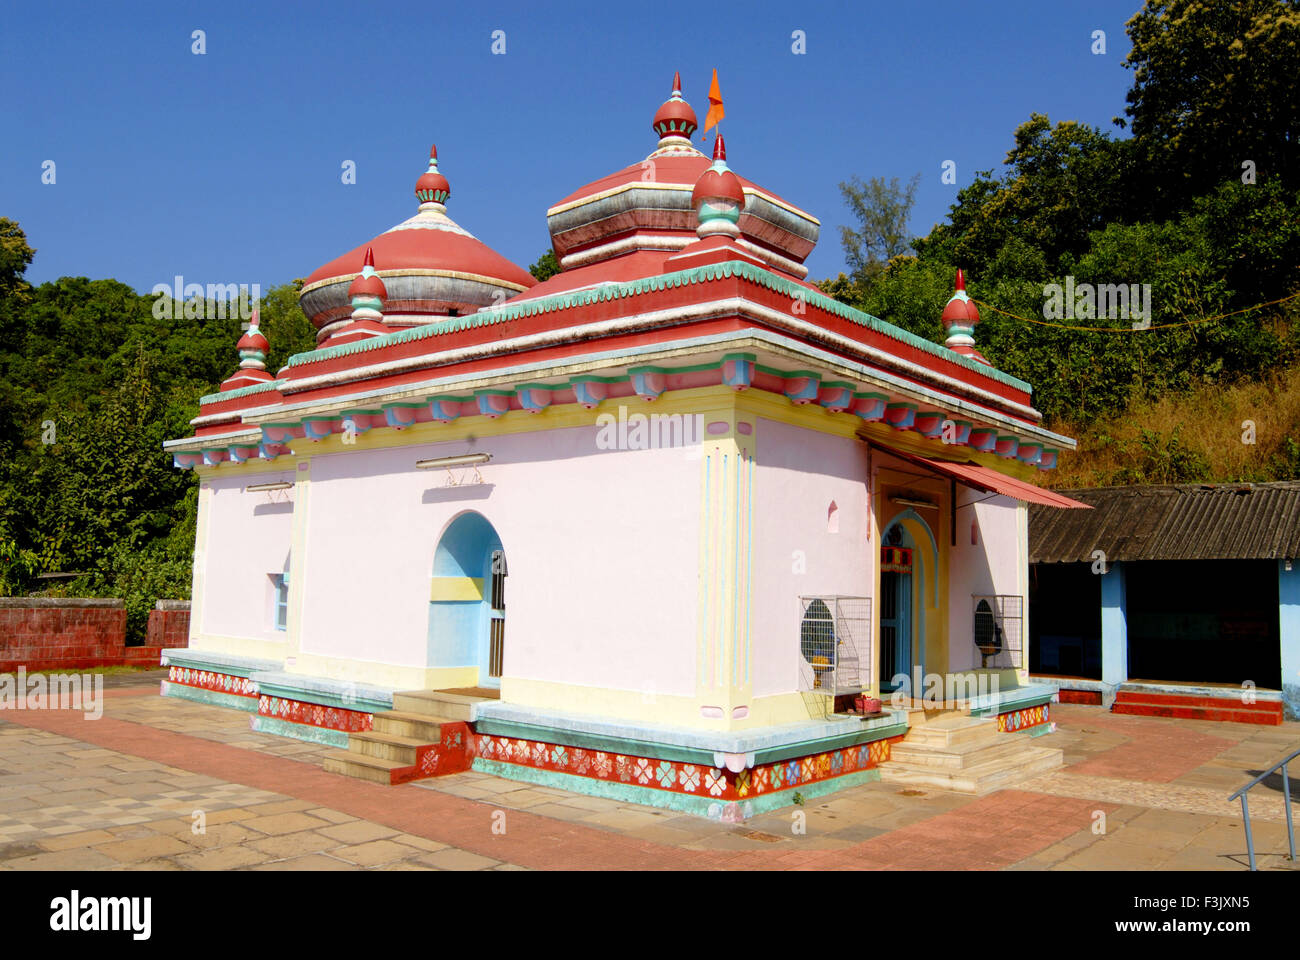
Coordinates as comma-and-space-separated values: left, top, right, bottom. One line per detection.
652, 72, 698, 142
691, 135, 745, 208
236, 309, 269, 352
415, 144, 451, 204
347, 248, 388, 301
941, 269, 980, 325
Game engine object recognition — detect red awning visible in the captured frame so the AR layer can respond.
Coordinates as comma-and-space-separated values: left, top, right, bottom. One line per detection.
873, 444, 1092, 509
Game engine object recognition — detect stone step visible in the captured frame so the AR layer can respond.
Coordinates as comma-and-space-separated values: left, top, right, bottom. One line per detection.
322, 750, 407, 786
372, 710, 449, 741
391, 690, 482, 721
903, 715, 1001, 749
890, 734, 1030, 771
881, 744, 1063, 795
348, 729, 429, 764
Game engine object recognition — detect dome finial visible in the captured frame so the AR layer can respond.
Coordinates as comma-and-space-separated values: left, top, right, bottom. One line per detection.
942, 268, 989, 365
415, 144, 451, 209
236, 307, 269, 371
691, 134, 745, 239
348, 247, 387, 311
652, 72, 698, 147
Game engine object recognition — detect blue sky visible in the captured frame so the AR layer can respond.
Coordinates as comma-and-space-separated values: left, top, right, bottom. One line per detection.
2, 0, 1140, 294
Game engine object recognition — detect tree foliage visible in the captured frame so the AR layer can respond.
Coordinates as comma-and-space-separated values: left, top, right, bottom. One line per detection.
830, 0, 1300, 450
0, 232, 315, 631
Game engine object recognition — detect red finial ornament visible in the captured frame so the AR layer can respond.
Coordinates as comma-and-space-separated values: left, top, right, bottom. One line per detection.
713, 134, 726, 162
363, 246, 375, 269
955, 268, 966, 292
430, 144, 438, 161
671, 71, 681, 96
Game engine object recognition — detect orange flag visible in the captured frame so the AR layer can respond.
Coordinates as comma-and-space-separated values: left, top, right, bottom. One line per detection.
702, 68, 724, 138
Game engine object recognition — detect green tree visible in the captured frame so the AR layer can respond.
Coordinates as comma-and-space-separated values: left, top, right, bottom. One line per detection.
836, 173, 920, 290
529, 250, 560, 282
1121, 0, 1300, 209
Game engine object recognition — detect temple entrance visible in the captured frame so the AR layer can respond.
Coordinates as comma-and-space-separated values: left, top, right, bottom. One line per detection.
879, 526, 914, 693
429, 511, 507, 688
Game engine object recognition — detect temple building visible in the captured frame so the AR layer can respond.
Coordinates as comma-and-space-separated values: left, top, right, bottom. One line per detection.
162, 76, 1087, 819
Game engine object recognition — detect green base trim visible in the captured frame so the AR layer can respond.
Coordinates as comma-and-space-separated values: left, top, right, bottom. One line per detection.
970, 692, 1054, 719
250, 714, 350, 748
1028, 722, 1055, 738
472, 758, 882, 820
161, 680, 257, 712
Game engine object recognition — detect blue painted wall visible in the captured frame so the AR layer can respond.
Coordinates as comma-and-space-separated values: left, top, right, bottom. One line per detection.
1280, 560, 1300, 720
1100, 562, 1128, 686
428, 512, 503, 683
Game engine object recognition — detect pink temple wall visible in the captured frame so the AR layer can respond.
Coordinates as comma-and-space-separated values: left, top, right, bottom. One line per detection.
946, 491, 1022, 673
197, 470, 295, 645
751, 418, 872, 698
299, 423, 700, 695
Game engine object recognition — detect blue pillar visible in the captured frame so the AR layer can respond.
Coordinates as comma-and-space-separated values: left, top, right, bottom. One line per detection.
1100, 562, 1128, 687
1280, 560, 1300, 721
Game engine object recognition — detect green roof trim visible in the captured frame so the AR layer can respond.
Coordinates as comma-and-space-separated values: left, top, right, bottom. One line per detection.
282, 261, 1031, 393
200, 379, 287, 405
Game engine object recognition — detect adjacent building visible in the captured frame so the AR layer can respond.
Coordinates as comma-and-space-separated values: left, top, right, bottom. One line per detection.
1029, 482, 1300, 724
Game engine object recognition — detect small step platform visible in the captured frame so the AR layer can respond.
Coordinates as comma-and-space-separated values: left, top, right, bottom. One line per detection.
880, 711, 1063, 795
322, 687, 494, 785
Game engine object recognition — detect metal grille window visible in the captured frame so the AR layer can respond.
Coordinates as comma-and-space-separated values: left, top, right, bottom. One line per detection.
797, 596, 871, 716
973, 595, 1023, 669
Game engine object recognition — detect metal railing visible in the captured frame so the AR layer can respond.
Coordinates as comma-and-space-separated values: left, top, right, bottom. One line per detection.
1227, 745, 1298, 871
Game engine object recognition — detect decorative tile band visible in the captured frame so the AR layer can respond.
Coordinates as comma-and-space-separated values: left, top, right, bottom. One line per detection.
399, 723, 472, 784
473, 731, 903, 803
257, 694, 373, 734
997, 702, 1050, 733
166, 665, 258, 699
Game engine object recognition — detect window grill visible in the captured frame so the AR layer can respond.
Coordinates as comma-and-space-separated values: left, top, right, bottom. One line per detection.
797, 596, 871, 717
973, 595, 1023, 669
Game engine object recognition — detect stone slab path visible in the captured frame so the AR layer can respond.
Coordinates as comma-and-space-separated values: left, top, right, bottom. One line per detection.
1, 676, 1297, 871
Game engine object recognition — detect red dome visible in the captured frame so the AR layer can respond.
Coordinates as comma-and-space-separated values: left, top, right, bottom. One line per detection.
652, 73, 698, 141
415, 144, 451, 204
300, 147, 536, 338
236, 329, 268, 351
941, 269, 980, 324
691, 135, 745, 208
347, 249, 388, 301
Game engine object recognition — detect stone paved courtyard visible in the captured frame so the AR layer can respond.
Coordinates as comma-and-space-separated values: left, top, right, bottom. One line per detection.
0, 670, 1297, 871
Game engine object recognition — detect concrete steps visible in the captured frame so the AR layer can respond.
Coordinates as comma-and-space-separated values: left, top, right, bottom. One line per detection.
321, 751, 407, 785
323, 687, 486, 785
881, 712, 1063, 795
391, 689, 485, 722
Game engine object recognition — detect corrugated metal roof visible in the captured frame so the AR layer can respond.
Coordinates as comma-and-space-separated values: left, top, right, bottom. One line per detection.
1029, 482, 1300, 563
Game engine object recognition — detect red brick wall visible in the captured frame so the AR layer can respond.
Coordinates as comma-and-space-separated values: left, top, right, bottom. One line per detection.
146, 606, 190, 649
0, 599, 189, 672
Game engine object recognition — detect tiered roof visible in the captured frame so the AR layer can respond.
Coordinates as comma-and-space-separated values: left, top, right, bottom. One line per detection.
166, 74, 1075, 474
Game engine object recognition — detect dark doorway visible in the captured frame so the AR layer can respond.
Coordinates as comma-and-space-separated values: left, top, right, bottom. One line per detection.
1029, 562, 1101, 679
1125, 560, 1280, 687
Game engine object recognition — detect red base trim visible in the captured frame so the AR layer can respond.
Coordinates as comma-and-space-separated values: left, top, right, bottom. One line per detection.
1058, 689, 1103, 706
1112, 691, 1283, 725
